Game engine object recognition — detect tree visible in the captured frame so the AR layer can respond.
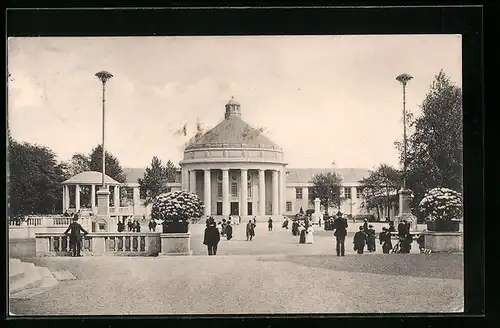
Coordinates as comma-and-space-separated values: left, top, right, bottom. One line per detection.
359, 164, 401, 220
65, 153, 91, 177
8, 140, 66, 218
88, 144, 126, 183
139, 157, 169, 204
397, 70, 463, 213
308, 171, 343, 216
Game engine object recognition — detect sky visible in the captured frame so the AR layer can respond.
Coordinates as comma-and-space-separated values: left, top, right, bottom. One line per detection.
7, 35, 462, 170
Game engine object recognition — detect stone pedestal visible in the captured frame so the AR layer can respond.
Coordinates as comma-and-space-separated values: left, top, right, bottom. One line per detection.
311, 198, 321, 224
96, 187, 111, 232
35, 236, 50, 257
159, 233, 192, 256
422, 231, 463, 253
96, 187, 110, 216
395, 188, 417, 231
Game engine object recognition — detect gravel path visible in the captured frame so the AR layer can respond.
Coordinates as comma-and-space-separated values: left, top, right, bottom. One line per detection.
9, 222, 463, 315
10, 254, 463, 315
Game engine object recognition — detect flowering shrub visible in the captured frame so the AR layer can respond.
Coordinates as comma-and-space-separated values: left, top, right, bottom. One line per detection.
151, 190, 204, 222
418, 188, 463, 222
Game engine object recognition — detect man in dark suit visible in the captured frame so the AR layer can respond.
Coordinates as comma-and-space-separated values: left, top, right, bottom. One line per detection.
64, 216, 89, 257
332, 212, 348, 256
203, 218, 221, 255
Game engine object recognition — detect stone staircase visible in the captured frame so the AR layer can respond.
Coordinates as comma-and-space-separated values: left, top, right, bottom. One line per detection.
9, 258, 59, 299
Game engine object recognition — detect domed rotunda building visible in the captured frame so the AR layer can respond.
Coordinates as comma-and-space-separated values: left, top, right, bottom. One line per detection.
179, 97, 287, 220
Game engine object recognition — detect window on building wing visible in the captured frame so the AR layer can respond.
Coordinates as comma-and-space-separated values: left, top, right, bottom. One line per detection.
286, 202, 292, 212
231, 182, 238, 197
356, 187, 363, 198
217, 182, 222, 197
295, 187, 303, 199
344, 187, 352, 199
247, 182, 252, 198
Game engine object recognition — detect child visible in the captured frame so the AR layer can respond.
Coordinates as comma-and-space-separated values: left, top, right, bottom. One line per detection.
353, 226, 367, 254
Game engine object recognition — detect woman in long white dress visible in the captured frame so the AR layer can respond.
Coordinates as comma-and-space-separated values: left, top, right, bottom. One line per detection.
305, 224, 315, 244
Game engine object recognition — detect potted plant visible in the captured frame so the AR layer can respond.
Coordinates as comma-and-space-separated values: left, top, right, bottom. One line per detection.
418, 187, 463, 232
151, 190, 204, 233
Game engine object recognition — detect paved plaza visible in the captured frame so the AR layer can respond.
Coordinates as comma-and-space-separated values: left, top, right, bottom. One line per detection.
9, 222, 464, 315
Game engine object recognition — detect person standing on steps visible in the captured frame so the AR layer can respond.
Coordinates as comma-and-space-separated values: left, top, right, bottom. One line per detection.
203, 218, 220, 255
268, 217, 273, 231
332, 212, 348, 256
64, 215, 89, 257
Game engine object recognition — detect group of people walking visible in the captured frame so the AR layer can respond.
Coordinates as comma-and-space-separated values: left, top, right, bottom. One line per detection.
202, 216, 260, 255
117, 219, 142, 232
291, 218, 315, 244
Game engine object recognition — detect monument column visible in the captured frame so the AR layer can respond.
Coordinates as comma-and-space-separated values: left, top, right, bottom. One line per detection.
259, 169, 266, 216
91, 185, 96, 210
240, 169, 248, 217
204, 169, 211, 216
272, 170, 279, 216
222, 168, 230, 216
189, 170, 197, 193
75, 184, 81, 211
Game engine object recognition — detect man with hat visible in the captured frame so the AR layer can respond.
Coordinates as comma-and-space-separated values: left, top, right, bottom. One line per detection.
203, 218, 221, 255
332, 211, 348, 256
64, 214, 89, 257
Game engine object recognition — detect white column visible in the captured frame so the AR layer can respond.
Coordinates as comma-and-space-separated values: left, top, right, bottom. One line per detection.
133, 187, 140, 206
222, 168, 230, 216
204, 169, 211, 216
75, 184, 81, 211
240, 169, 248, 217
259, 169, 266, 216
62, 186, 66, 211
65, 185, 70, 211
114, 186, 120, 208
272, 170, 279, 216
181, 166, 189, 190
279, 169, 285, 215
351, 187, 357, 215
91, 185, 96, 210
189, 170, 196, 193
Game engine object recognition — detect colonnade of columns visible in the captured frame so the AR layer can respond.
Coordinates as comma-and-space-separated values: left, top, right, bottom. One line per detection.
62, 184, 138, 212
183, 168, 285, 218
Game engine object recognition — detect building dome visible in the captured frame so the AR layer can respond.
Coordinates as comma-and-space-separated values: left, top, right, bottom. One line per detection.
186, 97, 281, 151
181, 98, 284, 164
62, 171, 121, 185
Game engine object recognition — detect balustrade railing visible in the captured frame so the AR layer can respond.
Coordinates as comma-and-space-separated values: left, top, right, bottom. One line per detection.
109, 206, 134, 215
35, 232, 161, 257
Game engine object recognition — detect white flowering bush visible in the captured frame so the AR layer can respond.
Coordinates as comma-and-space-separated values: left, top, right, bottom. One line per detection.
418, 187, 463, 222
151, 190, 204, 222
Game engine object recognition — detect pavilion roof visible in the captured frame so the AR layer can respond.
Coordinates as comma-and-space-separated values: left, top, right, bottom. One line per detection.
62, 171, 121, 185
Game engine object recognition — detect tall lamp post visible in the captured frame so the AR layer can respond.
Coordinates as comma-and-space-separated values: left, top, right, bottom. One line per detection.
94, 71, 113, 225
95, 71, 114, 187
396, 73, 413, 188
395, 73, 414, 229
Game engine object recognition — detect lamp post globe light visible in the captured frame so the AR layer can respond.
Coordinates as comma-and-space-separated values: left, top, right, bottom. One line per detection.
94, 70, 113, 220
395, 73, 415, 229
